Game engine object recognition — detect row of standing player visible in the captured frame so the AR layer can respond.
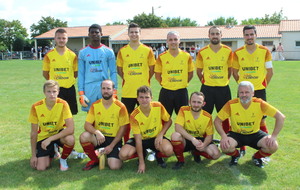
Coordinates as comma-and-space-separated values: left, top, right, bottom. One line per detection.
29, 23, 284, 171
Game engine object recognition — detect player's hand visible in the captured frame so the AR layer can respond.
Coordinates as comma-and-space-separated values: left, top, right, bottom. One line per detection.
137, 162, 146, 174
113, 89, 118, 100
192, 138, 202, 148
155, 134, 163, 149
265, 135, 277, 147
220, 136, 231, 150
95, 131, 105, 145
79, 95, 89, 107
79, 91, 89, 107
41, 138, 51, 150
103, 145, 113, 155
30, 156, 38, 169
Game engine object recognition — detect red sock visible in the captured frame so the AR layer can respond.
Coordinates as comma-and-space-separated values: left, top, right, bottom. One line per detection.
123, 124, 131, 143
254, 150, 272, 159
61, 144, 74, 159
240, 146, 246, 151
199, 151, 213, 160
260, 120, 268, 133
222, 119, 231, 134
156, 151, 168, 158
171, 140, 185, 162
81, 142, 98, 162
226, 149, 240, 157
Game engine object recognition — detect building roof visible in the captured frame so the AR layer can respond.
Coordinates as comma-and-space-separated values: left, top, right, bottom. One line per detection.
34, 25, 127, 39
279, 20, 300, 32
35, 23, 283, 41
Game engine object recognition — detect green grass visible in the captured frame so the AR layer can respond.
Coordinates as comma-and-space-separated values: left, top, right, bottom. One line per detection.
0, 59, 300, 190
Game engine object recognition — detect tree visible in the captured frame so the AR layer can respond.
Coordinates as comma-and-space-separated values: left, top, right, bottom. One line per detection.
127, 13, 163, 28
241, 9, 287, 25
30, 16, 67, 38
207, 16, 238, 26
12, 36, 25, 51
163, 17, 198, 27
106, 21, 125, 26
0, 19, 28, 51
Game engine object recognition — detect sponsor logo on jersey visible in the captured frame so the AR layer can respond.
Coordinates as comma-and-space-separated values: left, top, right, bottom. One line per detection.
168, 77, 182, 82
128, 63, 142, 68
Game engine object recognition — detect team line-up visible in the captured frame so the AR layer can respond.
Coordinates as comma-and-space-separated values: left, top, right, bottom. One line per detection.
29, 23, 285, 173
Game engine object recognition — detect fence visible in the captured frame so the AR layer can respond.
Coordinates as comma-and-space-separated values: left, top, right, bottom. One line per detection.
0, 51, 37, 60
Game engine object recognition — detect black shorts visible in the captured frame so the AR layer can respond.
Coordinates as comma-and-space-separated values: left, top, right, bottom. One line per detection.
36, 138, 62, 158
254, 89, 266, 101
58, 85, 78, 115
228, 131, 268, 150
121, 97, 139, 114
94, 136, 122, 159
200, 84, 232, 114
184, 137, 214, 152
158, 88, 188, 116
126, 136, 170, 152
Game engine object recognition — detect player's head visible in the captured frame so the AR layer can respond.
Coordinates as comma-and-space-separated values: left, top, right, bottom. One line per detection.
88, 24, 102, 41
238, 81, 254, 104
54, 28, 68, 48
43, 80, 59, 101
243, 25, 257, 45
101, 80, 114, 100
137, 86, 152, 108
208, 26, 222, 45
167, 31, 180, 50
128, 22, 141, 42
189, 92, 206, 112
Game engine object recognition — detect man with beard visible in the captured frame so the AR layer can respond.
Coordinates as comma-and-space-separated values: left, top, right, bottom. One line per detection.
232, 25, 273, 156
79, 80, 129, 170
195, 26, 232, 156
78, 24, 118, 112
214, 81, 285, 168
171, 92, 221, 170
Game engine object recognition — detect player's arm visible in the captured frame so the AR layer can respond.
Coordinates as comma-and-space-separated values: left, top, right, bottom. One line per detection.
265, 111, 285, 147
155, 118, 172, 149
134, 134, 145, 173
188, 71, 193, 83
201, 134, 213, 149
232, 68, 239, 82
30, 123, 38, 169
175, 123, 195, 142
266, 68, 273, 85
214, 116, 231, 150
228, 67, 232, 79
117, 66, 124, 79
74, 71, 78, 78
104, 125, 126, 155
149, 65, 154, 80
43, 71, 49, 80
196, 68, 203, 82
155, 72, 162, 85
84, 121, 105, 145
41, 118, 75, 150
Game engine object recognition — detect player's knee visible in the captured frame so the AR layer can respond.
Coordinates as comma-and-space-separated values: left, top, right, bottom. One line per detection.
64, 135, 75, 146
171, 132, 182, 141
109, 162, 122, 170
79, 131, 91, 143
118, 149, 129, 161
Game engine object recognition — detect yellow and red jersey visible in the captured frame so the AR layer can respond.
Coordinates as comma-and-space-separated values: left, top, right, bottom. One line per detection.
217, 98, 278, 134
131, 102, 170, 139
86, 98, 129, 137
29, 98, 72, 142
43, 48, 78, 88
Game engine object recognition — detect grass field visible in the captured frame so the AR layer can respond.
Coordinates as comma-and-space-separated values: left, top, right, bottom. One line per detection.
0, 59, 299, 190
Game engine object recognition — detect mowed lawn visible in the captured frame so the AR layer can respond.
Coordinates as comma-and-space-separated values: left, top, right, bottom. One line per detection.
0, 59, 299, 190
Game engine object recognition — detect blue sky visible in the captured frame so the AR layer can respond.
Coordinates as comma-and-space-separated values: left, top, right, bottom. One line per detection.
0, 0, 298, 34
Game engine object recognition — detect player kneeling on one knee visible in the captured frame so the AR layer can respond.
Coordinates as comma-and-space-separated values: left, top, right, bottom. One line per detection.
29, 80, 75, 171
80, 80, 129, 170
171, 92, 221, 170
214, 81, 285, 168
119, 86, 173, 173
